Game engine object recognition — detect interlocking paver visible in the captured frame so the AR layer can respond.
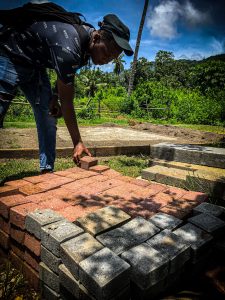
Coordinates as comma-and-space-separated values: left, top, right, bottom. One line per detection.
58, 204, 100, 222
80, 156, 98, 170
0, 216, 10, 234
10, 225, 25, 243
5, 179, 28, 188
41, 246, 61, 274
10, 203, 40, 229
149, 212, 182, 230
159, 205, 191, 219
24, 233, 41, 256
89, 165, 110, 173
193, 202, 225, 217
39, 262, 60, 292
19, 183, 45, 195
0, 185, 19, 197
36, 176, 74, 191
24, 250, 40, 272
0, 194, 29, 219
181, 191, 208, 203
39, 198, 71, 211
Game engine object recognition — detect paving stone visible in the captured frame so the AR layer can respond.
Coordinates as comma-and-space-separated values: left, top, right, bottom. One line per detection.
193, 202, 225, 217
41, 284, 60, 300
19, 183, 45, 195
131, 278, 167, 300
10, 250, 24, 271
23, 262, 40, 291
103, 169, 121, 179
24, 173, 60, 184
36, 176, 74, 191
10, 224, 25, 243
0, 185, 20, 197
158, 205, 191, 220
11, 240, 25, 260
58, 204, 99, 222
39, 198, 71, 211
121, 243, 169, 289
10, 203, 40, 229
0, 216, 10, 234
24, 233, 41, 256
146, 229, 191, 274
25, 209, 64, 239
41, 219, 84, 257
5, 179, 28, 188
24, 250, 40, 272
149, 212, 182, 230
60, 233, 104, 279
0, 229, 10, 250
80, 156, 98, 170
59, 264, 95, 300
39, 262, 60, 293
188, 213, 225, 236
79, 247, 130, 300
96, 217, 160, 255
41, 246, 61, 274
75, 206, 131, 236
0, 194, 29, 219
173, 223, 213, 262
181, 191, 208, 203
89, 165, 110, 173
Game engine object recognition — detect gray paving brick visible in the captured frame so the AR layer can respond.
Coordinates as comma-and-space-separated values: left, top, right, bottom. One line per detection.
96, 217, 160, 255
146, 229, 190, 274
60, 233, 103, 279
41, 220, 84, 257
75, 206, 131, 236
39, 262, 60, 293
193, 202, 225, 218
188, 213, 225, 236
41, 246, 61, 274
131, 278, 167, 300
121, 243, 169, 289
41, 284, 60, 300
149, 212, 182, 230
25, 209, 63, 239
79, 247, 130, 300
173, 223, 213, 262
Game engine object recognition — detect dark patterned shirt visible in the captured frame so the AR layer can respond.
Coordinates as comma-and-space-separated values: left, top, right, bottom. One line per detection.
1, 21, 94, 85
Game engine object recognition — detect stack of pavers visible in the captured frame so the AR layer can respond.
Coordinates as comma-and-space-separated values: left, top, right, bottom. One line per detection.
0, 156, 225, 299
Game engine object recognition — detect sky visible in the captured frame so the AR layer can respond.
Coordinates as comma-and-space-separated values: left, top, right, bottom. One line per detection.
0, 0, 224, 71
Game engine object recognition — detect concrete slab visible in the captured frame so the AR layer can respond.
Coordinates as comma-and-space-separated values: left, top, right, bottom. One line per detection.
193, 202, 225, 218
149, 212, 182, 230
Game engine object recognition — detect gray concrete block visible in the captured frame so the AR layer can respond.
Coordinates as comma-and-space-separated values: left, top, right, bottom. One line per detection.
121, 243, 169, 289
193, 202, 225, 218
39, 262, 60, 293
109, 285, 130, 300
146, 229, 190, 274
188, 213, 225, 236
149, 212, 182, 230
79, 247, 130, 300
41, 284, 60, 300
25, 209, 63, 239
173, 223, 213, 262
41, 246, 61, 274
131, 278, 167, 300
60, 233, 103, 279
96, 217, 160, 255
41, 220, 84, 257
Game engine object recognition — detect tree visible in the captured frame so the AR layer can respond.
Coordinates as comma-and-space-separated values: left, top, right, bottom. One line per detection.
128, 0, 149, 96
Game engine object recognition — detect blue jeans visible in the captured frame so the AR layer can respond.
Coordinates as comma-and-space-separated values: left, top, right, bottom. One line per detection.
0, 54, 57, 171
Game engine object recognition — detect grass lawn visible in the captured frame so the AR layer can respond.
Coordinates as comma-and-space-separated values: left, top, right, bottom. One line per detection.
0, 155, 149, 185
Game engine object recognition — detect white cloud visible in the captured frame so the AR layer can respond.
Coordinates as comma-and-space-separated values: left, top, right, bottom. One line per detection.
147, 0, 210, 39
210, 37, 225, 54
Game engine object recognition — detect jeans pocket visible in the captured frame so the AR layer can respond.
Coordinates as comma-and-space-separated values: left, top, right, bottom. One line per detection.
0, 56, 18, 86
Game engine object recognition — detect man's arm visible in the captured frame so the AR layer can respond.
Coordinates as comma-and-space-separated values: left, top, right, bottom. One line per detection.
57, 78, 91, 164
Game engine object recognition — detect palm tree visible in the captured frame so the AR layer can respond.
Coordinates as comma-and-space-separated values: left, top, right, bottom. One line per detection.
128, 0, 149, 96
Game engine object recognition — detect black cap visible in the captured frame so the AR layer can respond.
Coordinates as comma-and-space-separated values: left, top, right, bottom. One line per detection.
99, 14, 134, 56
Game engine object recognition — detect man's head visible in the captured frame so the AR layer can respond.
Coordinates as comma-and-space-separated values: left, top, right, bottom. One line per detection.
88, 14, 133, 65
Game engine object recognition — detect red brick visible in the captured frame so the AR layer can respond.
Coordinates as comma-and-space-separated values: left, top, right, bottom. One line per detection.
169, 199, 198, 211
19, 183, 45, 195
131, 209, 156, 219
24, 233, 41, 257
10, 203, 40, 229
53, 170, 74, 177
24, 250, 40, 272
0, 194, 30, 219
139, 200, 162, 212
147, 192, 174, 206
80, 156, 98, 170
26, 192, 54, 204
11, 240, 25, 259
23, 262, 40, 291
58, 204, 99, 222
10, 251, 24, 271
0, 185, 19, 197
66, 166, 85, 173
103, 169, 121, 179
140, 183, 167, 197
10, 225, 25, 243
164, 186, 187, 200
159, 205, 191, 220
36, 176, 74, 191
131, 178, 151, 187
89, 165, 110, 173
181, 191, 208, 203
39, 198, 71, 211
62, 176, 101, 192
5, 179, 29, 188
0, 215, 10, 234
79, 179, 124, 196
23, 173, 61, 184
0, 229, 10, 250
66, 170, 98, 181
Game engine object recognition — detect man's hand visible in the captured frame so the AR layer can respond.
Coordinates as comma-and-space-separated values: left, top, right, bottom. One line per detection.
73, 142, 92, 165
49, 96, 62, 118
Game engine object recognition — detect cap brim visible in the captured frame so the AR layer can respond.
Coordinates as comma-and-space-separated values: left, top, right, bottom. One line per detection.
111, 32, 134, 56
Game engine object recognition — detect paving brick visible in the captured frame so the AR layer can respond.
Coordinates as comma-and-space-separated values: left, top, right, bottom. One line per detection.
139, 200, 163, 212
128, 209, 156, 219
23, 262, 40, 291
121, 243, 169, 289
36, 176, 74, 191
53, 170, 74, 177
193, 202, 225, 217
5, 179, 29, 188
131, 278, 167, 300
9, 250, 24, 271
76, 206, 131, 236
41, 284, 60, 300
24, 249, 40, 272
146, 229, 191, 274
24, 173, 60, 184
0, 215, 10, 234
39, 198, 71, 211
58, 204, 99, 222
181, 191, 208, 203
89, 165, 110, 173
66, 166, 85, 173
0, 185, 19, 197
65, 170, 99, 181
62, 176, 100, 192
39, 262, 60, 293
169, 199, 198, 211
41, 219, 84, 257
10, 203, 40, 229
60, 233, 104, 279
79, 247, 130, 300
80, 156, 98, 170
0, 229, 10, 250
158, 205, 191, 220
19, 183, 45, 195
0, 194, 29, 219
163, 186, 187, 200
97, 217, 160, 255
149, 212, 182, 230
11, 240, 25, 259
188, 213, 225, 236
41, 246, 61, 274
25, 209, 64, 239
141, 183, 167, 197
131, 178, 151, 187
10, 224, 25, 243
24, 233, 41, 257
102, 169, 121, 179
173, 223, 213, 263
147, 192, 174, 206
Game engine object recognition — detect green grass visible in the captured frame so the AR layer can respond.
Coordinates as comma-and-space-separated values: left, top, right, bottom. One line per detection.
0, 155, 149, 185
174, 124, 225, 134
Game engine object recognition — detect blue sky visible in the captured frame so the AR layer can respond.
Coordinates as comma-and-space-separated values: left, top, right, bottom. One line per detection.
1, 0, 224, 71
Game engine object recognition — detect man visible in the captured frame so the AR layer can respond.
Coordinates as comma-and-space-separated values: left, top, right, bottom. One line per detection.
0, 3, 133, 173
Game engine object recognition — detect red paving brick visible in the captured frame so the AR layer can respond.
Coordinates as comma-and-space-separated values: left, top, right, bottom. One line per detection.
23, 173, 61, 184
11, 240, 25, 259
0, 185, 20, 197
40, 198, 71, 211
58, 204, 99, 222
24, 250, 40, 272
0, 194, 30, 219
23, 262, 40, 291
62, 176, 103, 192
0, 216, 10, 234
169, 199, 198, 211
181, 191, 208, 203
5, 179, 29, 188
10, 251, 24, 271
146, 192, 174, 206
139, 200, 162, 212
89, 165, 110, 173
65, 170, 98, 180
36, 176, 74, 191
26, 192, 55, 204
24, 233, 41, 257
19, 183, 45, 195
80, 156, 98, 170
131, 178, 151, 187
159, 205, 192, 219
65, 166, 85, 173
0, 229, 10, 250
10, 203, 40, 229
102, 169, 121, 179
164, 186, 187, 200
53, 170, 74, 177
10, 225, 25, 244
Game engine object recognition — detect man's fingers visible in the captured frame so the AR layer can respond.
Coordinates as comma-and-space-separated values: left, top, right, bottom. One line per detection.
85, 148, 92, 157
